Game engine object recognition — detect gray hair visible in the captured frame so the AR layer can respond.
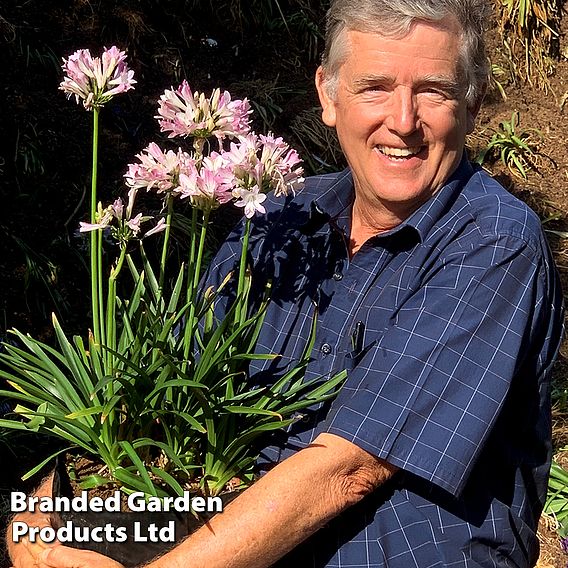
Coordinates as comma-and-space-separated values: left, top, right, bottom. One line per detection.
321, 0, 490, 108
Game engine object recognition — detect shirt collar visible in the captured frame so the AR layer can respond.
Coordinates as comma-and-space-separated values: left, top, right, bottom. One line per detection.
308, 154, 474, 243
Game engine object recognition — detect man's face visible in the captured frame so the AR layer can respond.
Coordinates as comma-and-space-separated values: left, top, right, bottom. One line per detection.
316, 21, 480, 221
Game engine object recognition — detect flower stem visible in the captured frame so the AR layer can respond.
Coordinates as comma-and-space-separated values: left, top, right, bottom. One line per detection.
193, 210, 210, 300
186, 207, 198, 305
159, 195, 174, 292
235, 218, 251, 326
182, 208, 210, 373
97, 229, 106, 353
103, 246, 127, 432
90, 108, 101, 346
105, 247, 127, 372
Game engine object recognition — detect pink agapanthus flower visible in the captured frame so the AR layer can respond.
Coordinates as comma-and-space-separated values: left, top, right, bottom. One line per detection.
157, 81, 251, 142
257, 133, 304, 196
124, 143, 194, 195
79, 189, 165, 244
232, 186, 267, 219
79, 202, 114, 232
222, 133, 304, 198
59, 46, 136, 110
178, 153, 235, 211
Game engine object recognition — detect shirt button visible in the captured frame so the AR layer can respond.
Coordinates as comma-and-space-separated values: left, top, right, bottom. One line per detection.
320, 343, 332, 355
332, 272, 343, 281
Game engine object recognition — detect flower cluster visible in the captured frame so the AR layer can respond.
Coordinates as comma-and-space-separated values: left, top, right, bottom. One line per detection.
123, 81, 304, 219
61, 49, 303, 234
79, 188, 166, 245
124, 143, 193, 194
124, 132, 303, 217
157, 81, 251, 142
59, 46, 136, 110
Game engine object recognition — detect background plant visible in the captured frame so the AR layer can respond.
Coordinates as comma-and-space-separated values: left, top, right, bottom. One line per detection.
544, 457, 568, 539
494, 0, 562, 89
474, 111, 542, 179
290, 107, 345, 174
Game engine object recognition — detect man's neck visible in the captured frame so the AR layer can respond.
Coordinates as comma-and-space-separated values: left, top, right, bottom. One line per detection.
349, 196, 404, 257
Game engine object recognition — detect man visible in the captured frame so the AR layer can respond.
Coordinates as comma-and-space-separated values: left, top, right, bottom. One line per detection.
9, 0, 564, 566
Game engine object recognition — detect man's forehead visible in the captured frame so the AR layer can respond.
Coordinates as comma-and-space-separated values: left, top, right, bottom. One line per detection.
339, 26, 462, 72
341, 19, 463, 59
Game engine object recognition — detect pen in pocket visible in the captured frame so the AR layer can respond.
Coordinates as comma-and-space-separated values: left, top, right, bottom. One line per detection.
351, 321, 365, 354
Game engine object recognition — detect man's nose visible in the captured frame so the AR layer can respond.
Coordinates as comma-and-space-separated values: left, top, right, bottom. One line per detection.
385, 87, 419, 136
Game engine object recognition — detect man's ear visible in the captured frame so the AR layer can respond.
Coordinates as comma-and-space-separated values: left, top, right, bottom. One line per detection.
466, 82, 487, 134
315, 66, 337, 128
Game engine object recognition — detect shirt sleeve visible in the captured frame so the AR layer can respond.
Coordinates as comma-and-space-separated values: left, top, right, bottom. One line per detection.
322, 232, 557, 496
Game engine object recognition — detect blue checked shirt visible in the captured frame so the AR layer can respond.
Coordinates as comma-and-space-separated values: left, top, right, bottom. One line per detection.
206, 156, 564, 567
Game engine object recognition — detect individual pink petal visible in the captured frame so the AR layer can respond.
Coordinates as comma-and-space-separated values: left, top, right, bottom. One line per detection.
144, 217, 167, 237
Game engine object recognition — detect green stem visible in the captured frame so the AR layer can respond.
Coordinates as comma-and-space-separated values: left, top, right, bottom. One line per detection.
97, 229, 106, 358
182, 208, 210, 373
159, 195, 174, 292
103, 246, 127, 432
235, 218, 251, 327
105, 247, 127, 373
188, 208, 198, 288
90, 108, 100, 345
193, 209, 210, 300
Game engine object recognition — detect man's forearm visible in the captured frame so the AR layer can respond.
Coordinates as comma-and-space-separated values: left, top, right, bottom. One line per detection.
147, 433, 398, 568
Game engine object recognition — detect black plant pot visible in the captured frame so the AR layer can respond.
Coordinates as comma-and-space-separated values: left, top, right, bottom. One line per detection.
50, 457, 236, 567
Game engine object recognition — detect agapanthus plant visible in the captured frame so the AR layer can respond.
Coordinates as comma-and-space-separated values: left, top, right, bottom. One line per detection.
0, 47, 344, 498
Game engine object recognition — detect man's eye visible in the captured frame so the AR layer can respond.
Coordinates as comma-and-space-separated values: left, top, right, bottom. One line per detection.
420, 88, 450, 99
362, 85, 389, 94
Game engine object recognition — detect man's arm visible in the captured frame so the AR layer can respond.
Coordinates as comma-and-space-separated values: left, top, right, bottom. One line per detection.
38, 433, 398, 568
7, 472, 56, 568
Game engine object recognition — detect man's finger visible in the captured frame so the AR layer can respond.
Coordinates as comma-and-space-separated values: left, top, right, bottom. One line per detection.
38, 546, 124, 568
11, 537, 55, 568
22, 535, 54, 556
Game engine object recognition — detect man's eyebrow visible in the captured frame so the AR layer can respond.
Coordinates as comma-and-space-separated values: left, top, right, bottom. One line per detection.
351, 74, 394, 90
418, 74, 463, 96
351, 73, 463, 96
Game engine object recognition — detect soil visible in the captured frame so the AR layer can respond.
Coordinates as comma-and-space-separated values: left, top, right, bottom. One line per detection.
1, 0, 568, 566
51, 455, 241, 568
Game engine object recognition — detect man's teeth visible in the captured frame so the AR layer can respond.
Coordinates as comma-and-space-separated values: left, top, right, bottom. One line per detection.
377, 146, 421, 157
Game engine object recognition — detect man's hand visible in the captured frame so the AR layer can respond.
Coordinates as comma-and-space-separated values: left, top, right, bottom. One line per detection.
10, 537, 53, 568
37, 546, 124, 568
8, 474, 57, 568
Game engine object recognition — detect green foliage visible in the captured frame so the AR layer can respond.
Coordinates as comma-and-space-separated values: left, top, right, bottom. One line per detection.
275, 4, 324, 62
290, 107, 346, 175
15, 121, 48, 178
0, 225, 77, 322
474, 111, 541, 179
495, 0, 561, 89
0, 241, 346, 497
185, 0, 323, 40
189, 0, 288, 31
545, 459, 568, 538
16, 37, 60, 73
488, 63, 509, 102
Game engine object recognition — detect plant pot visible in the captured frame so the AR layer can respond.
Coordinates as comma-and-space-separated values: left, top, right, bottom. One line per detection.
50, 456, 237, 567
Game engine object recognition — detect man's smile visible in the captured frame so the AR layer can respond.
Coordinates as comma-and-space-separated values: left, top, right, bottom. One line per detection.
374, 145, 424, 159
